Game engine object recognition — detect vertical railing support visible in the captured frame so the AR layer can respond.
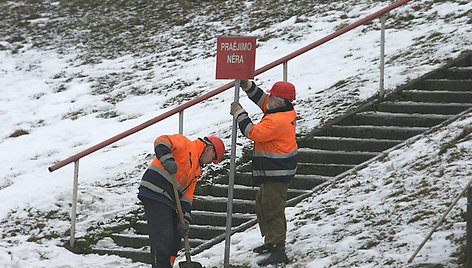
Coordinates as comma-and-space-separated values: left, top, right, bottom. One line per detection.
379, 14, 386, 98
179, 110, 184, 134
224, 79, 240, 268
283, 61, 288, 81
468, 186, 472, 268
70, 160, 79, 248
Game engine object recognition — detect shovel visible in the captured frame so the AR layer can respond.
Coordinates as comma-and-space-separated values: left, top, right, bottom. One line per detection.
171, 176, 203, 268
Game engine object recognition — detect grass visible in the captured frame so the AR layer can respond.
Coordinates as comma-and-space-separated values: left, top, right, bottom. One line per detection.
9, 129, 29, 138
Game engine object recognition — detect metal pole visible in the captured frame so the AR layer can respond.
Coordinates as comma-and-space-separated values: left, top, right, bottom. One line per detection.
408, 177, 472, 263
224, 79, 240, 268
283, 61, 288, 81
379, 14, 386, 98
468, 186, 472, 268
70, 160, 79, 248
179, 110, 184, 134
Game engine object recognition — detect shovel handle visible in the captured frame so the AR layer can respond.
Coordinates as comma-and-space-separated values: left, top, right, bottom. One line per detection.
171, 175, 192, 262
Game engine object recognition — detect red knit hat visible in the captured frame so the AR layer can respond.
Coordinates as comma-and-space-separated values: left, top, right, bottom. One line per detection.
267, 81, 296, 100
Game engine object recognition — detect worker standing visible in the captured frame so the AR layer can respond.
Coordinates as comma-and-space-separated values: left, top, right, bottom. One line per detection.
230, 80, 297, 265
137, 134, 225, 268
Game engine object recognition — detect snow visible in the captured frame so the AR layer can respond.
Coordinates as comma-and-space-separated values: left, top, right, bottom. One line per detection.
1, 0, 471, 267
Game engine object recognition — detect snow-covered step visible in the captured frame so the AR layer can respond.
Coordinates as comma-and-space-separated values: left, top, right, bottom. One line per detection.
89, 246, 150, 264
191, 196, 255, 214
196, 183, 309, 200
191, 210, 254, 227
375, 101, 472, 115
339, 111, 453, 127
215, 172, 330, 189
297, 148, 378, 165
441, 66, 472, 80
401, 90, 472, 103
420, 79, 472, 91
297, 136, 402, 152
296, 163, 355, 176
321, 125, 428, 140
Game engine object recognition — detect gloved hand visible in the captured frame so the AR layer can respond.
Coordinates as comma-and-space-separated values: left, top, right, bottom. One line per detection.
240, 80, 251, 92
230, 102, 245, 116
162, 159, 178, 175
177, 219, 190, 237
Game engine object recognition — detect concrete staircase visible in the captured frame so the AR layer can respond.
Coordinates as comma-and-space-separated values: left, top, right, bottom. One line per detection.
85, 52, 472, 263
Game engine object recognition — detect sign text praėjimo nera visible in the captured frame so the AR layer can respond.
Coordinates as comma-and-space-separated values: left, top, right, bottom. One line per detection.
216, 36, 256, 79
220, 42, 253, 63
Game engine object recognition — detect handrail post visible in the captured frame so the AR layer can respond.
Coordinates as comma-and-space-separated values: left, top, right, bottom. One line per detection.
224, 79, 240, 268
379, 14, 386, 98
70, 160, 79, 248
283, 61, 288, 81
179, 110, 184, 134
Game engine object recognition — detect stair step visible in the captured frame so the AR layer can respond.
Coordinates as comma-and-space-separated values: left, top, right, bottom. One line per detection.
443, 67, 472, 80
134, 220, 227, 240
321, 125, 428, 140
191, 210, 254, 226
296, 163, 355, 176
298, 136, 401, 152
111, 234, 149, 249
188, 225, 226, 240
298, 148, 377, 164
110, 233, 205, 249
290, 174, 331, 188
197, 183, 308, 200
216, 172, 330, 189
339, 111, 452, 127
192, 196, 255, 214
211, 173, 253, 186
420, 79, 472, 91
401, 90, 472, 103
89, 247, 150, 264
375, 101, 472, 115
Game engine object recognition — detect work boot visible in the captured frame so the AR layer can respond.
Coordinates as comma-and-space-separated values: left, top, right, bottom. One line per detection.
253, 244, 271, 254
257, 244, 289, 266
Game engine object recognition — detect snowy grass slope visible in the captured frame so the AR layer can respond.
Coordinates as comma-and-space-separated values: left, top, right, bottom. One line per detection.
0, 0, 471, 267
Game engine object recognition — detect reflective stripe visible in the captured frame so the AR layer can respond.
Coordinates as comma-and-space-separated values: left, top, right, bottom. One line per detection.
236, 112, 248, 124
148, 164, 185, 192
159, 153, 173, 162
184, 211, 191, 221
181, 195, 192, 205
246, 82, 257, 97
140, 180, 173, 201
236, 112, 253, 137
154, 141, 171, 149
233, 109, 246, 120
254, 149, 298, 159
154, 141, 171, 152
253, 168, 297, 177
243, 122, 252, 137
256, 92, 267, 108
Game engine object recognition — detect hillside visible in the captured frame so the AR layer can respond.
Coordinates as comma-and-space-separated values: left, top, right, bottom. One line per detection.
0, 0, 471, 267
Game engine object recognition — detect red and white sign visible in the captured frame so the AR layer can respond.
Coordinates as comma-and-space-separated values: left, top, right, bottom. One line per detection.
216, 36, 256, 79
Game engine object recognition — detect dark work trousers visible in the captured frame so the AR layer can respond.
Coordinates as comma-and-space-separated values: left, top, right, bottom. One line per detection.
255, 181, 288, 246
140, 196, 181, 268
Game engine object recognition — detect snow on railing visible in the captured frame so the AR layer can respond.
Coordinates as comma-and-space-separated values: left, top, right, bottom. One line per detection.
48, 0, 412, 248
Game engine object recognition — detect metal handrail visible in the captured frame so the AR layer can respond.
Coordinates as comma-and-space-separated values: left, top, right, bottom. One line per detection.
48, 0, 413, 248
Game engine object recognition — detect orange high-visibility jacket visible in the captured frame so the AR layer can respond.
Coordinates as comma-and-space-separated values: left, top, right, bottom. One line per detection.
235, 82, 298, 185
139, 134, 206, 220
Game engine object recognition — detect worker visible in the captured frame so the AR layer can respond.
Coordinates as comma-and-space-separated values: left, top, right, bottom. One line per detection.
230, 80, 297, 265
137, 134, 225, 268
